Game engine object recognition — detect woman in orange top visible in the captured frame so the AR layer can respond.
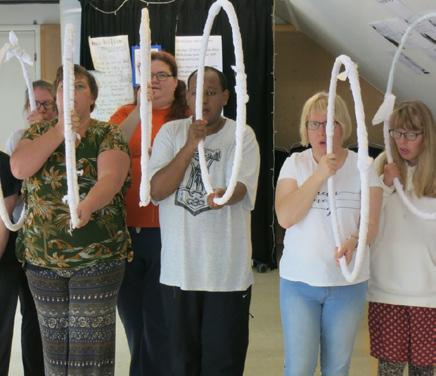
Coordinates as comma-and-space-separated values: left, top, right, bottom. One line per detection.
110, 51, 189, 376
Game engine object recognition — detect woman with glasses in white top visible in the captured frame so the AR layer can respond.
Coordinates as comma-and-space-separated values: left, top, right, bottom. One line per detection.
275, 92, 382, 376
367, 100, 436, 376
5, 80, 57, 154
0, 80, 56, 376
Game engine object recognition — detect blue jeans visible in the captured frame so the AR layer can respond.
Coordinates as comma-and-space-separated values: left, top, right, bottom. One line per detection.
280, 279, 367, 376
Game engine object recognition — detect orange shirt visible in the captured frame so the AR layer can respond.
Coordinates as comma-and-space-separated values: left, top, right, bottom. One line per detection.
110, 104, 170, 228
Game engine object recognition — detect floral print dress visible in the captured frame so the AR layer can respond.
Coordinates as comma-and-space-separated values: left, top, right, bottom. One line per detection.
16, 119, 132, 270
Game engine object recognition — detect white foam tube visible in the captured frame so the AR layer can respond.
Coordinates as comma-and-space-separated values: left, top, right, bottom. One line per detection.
195, 0, 248, 205
62, 23, 80, 230
373, 12, 436, 220
326, 55, 371, 282
0, 30, 36, 230
139, 7, 152, 207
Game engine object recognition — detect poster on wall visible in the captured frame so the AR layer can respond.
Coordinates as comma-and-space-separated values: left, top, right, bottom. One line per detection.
131, 44, 162, 86
175, 35, 223, 83
88, 35, 134, 121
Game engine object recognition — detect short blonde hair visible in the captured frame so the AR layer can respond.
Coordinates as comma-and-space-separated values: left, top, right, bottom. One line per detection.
299, 92, 352, 146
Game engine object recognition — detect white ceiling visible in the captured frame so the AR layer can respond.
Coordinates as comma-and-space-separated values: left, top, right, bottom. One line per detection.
276, 0, 436, 116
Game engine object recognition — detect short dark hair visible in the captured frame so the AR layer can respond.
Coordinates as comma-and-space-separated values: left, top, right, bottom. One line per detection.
54, 64, 98, 112
24, 80, 54, 111
187, 66, 228, 91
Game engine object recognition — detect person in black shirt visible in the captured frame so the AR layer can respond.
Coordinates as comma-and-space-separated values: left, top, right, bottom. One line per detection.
0, 151, 38, 375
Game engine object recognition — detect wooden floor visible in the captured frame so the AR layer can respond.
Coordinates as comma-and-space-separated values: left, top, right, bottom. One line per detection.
10, 269, 379, 375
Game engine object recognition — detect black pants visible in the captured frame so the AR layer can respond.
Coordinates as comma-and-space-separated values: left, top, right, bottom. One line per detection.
0, 262, 44, 376
117, 227, 170, 376
161, 285, 252, 376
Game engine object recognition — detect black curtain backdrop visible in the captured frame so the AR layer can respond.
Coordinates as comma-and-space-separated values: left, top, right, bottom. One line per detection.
80, 0, 275, 267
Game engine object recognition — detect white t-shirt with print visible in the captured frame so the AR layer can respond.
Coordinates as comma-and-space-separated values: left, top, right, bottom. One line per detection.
149, 117, 260, 292
278, 148, 380, 286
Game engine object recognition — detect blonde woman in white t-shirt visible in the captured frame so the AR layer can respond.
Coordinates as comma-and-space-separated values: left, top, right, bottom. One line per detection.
368, 100, 436, 376
275, 92, 382, 376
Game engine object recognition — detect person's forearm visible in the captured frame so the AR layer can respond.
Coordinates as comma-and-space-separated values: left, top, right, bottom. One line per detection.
82, 173, 127, 214
11, 126, 63, 179
118, 107, 140, 142
225, 182, 247, 205
276, 173, 325, 229
150, 144, 196, 201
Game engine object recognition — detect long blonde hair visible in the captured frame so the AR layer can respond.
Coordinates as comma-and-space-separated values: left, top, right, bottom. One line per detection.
386, 100, 436, 197
299, 92, 352, 147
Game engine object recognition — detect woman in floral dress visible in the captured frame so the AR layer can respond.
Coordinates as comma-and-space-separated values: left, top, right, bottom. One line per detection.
11, 65, 131, 376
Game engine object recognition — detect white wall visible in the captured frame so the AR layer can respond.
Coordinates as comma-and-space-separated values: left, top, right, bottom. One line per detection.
284, 0, 436, 116
0, 3, 60, 25
0, 4, 60, 148
60, 0, 82, 63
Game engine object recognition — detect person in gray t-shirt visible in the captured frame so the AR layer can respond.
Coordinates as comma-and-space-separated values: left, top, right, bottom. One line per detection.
150, 67, 260, 376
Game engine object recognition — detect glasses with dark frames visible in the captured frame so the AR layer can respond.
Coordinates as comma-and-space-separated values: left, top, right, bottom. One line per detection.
389, 129, 423, 141
306, 120, 341, 131
151, 72, 174, 81
35, 101, 55, 111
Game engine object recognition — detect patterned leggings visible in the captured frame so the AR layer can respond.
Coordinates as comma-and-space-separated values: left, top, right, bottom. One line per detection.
26, 260, 125, 376
378, 359, 435, 376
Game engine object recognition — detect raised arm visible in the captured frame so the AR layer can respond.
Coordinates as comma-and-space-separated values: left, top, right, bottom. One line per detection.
111, 87, 152, 142
11, 123, 64, 179
150, 119, 207, 201
275, 154, 338, 229
76, 149, 130, 228
117, 106, 140, 142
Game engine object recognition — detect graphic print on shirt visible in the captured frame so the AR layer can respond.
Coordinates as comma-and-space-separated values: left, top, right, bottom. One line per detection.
175, 148, 221, 216
312, 191, 361, 216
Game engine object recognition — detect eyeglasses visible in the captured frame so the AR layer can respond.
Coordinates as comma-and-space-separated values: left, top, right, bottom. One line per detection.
35, 100, 55, 111
389, 129, 423, 141
151, 72, 174, 81
307, 120, 340, 131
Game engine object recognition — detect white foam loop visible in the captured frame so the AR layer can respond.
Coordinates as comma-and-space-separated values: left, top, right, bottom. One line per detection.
327, 55, 371, 282
0, 31, 36, 231
139, 7, 152, 207
373, 12, 436, 220
63, 23, 80, 230
195, 0, 247, 205
1, 31, 36, 111
0, 182, 25, 231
